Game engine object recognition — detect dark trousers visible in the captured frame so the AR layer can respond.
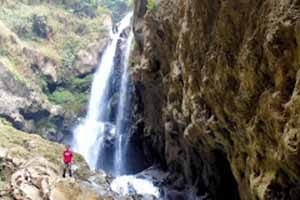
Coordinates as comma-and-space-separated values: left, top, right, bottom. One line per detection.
63, 162, 72, 177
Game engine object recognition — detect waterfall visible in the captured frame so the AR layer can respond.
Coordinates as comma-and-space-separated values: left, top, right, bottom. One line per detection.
72, 13, 133, 170
114, 31, 133, 175
71, 12, 161, 198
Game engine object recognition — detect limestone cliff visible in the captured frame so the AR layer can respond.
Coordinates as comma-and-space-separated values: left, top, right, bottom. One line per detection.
132, 0, 300, 199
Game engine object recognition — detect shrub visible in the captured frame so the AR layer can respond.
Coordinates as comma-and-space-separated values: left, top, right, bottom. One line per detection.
48, 87, 88, 113
0, 48, 9, 56
69, 74, 93, 91
0, 170, 5, 182
147, 0, 157, 10
13, 19, 33, 39
61, 38, 82, 69
48, 89, 75, 105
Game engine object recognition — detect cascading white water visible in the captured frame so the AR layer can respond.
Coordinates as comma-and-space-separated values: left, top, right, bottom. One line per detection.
71, 12, 162, 198
114, 30, 133, 175
72, 13, 133, 170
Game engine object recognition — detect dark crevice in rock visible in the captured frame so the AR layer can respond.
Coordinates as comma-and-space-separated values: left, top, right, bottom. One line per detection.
20, 109, 50, 121
77, 68, 97, 79
45, 81, 57, 93
213, 150, 240, 200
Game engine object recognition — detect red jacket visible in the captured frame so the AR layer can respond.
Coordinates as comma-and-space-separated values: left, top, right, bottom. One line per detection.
63, 149, 73, 163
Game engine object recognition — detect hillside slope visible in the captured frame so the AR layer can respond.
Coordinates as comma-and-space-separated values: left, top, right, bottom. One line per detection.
0, 0, 111, 140
0, 119, 140, 200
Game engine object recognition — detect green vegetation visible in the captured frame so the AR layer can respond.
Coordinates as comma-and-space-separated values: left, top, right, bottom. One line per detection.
0, 47, 9, 57
100, 0, 131, 23
0, 119, 88, 168
147, 0, 157, 10
0, 1, 110, 113
0, 0, 133, 116
0, 57, 26, 84
0, 118, 62, 165
61, 38, 82, 69
70, 74, 94, 91
49, 89, 76, 105
46, 73, 93, 113
0, 169, 5, 182
35, 118, 56, 132
0, 2, 108, 54
48, 88, 88, 113
0, 169, 6, 191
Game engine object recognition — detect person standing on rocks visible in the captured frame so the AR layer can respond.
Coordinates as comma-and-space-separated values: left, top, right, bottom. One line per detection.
62, 145, 73, 178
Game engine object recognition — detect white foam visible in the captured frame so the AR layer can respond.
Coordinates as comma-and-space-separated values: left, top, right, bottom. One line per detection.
110, 175, 160, 198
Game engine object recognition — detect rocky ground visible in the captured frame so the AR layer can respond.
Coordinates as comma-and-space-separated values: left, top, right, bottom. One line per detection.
0, 119, 158, 200
132, 0, 300, 200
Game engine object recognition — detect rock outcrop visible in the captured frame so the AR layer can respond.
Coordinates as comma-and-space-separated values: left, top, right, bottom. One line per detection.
0, 120, 150, 200
0, 119, 103, 200
132, 0, 300, 199
0, 62, 69, 141
74, 39, 109, 77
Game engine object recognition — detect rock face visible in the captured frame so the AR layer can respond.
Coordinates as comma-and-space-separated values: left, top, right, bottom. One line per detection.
74, 39, 109, 77
0, 62, 70, 141
132, 0, 300, 199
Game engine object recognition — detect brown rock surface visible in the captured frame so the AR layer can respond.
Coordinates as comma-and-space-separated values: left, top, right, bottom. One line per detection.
74, 38, 109, 77
132, 0, 300, 199
0, 61, 67, 139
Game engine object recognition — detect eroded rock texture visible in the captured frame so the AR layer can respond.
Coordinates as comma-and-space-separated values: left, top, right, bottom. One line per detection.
132, 0, 300, 199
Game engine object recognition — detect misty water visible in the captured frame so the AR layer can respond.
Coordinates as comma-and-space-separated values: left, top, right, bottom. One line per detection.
71, 13, 159, 197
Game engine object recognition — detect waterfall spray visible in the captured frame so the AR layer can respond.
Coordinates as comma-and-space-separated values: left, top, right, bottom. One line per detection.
72, 13, 133, 170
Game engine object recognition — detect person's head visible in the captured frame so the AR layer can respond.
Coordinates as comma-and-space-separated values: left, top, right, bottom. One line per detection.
66, 145, 71, 150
